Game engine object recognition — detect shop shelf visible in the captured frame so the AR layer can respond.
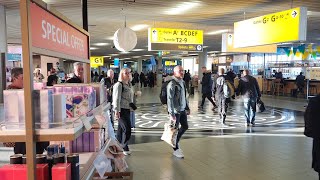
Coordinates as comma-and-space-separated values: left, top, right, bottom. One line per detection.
0, 102, 110, 142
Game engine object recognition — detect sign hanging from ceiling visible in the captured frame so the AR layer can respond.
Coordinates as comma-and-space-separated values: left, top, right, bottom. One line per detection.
148, 28, 203, 52
90, 56, 104, 68
30, 2, 89, 60
221, 33, 277, 53
165, 61, 177, 66
234, 7, 307, 48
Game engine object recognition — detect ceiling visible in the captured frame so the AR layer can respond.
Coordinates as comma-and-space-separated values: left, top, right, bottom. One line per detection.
1, 0, 320, 61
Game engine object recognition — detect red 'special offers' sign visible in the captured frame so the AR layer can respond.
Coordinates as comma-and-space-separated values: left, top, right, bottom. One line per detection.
30, 3, 89, 60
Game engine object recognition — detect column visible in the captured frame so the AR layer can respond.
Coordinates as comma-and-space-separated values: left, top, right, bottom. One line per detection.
198, 49, 207, 81
156, 57, 163, 86
120, 60, 124, 69
137, 59, 142, 73
0, 5, 7, 103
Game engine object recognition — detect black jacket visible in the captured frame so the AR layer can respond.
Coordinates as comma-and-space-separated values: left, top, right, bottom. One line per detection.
237, 75, 261, 98
201, 72, 213, 94
66, 74, 82, 83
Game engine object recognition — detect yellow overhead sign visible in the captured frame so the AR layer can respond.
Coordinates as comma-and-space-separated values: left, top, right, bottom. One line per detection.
90, 56, 104, 68
165, 61, 177, 66
149, 28, 203, 44
148, 28, 203, 52
234, 7, 307, 48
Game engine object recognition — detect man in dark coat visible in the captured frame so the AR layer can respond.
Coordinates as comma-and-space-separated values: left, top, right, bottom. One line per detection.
199, 67, 216, 110
237, 70, 261, 126
66, 62, 84, 83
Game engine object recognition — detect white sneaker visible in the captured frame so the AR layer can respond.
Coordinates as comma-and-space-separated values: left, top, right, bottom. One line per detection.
123, 150, 131, 156
173, 149, 184, 158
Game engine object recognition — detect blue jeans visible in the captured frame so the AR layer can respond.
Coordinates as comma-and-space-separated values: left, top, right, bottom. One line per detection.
243, 98, 257, 124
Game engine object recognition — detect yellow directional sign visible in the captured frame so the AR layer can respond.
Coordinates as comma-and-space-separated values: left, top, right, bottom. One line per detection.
165, 61, 177, 66
234, 7, 307, 48
148, 28, 203, 51
90, 56, 104, 68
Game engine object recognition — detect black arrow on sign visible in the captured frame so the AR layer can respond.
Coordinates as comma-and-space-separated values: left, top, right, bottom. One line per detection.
292, 10, 297, 18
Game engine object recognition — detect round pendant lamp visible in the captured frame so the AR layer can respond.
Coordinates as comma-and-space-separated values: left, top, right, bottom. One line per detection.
113, 27, 137, 52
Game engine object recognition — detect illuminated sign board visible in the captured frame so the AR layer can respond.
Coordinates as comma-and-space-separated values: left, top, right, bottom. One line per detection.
90, 56, 104, 68
30, 2, 89, 60
165, 61, 177, 66
148, 28, 203, 51
234, 7, 307, 48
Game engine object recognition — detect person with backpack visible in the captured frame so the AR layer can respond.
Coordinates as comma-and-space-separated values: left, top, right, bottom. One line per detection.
304, 95, 320, 179
105, 69, 115, 127
166, 65, 190, 158
199, 67, 217, 110
212, 68, 231, 125
183, 70, 191, 93
112, 68, 134, 155
237, 69, 261, 126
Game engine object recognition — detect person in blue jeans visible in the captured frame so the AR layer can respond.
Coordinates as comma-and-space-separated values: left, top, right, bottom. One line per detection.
237, 70, 261, 126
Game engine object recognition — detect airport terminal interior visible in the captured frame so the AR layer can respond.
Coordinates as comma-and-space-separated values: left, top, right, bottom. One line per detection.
0, 0, 320, 179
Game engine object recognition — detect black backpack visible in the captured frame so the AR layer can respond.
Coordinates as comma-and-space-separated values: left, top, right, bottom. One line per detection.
304, 95, 320, 138
160, 79, 186, 105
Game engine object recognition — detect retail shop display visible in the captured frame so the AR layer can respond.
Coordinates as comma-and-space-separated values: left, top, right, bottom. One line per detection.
0, 164, 49, 180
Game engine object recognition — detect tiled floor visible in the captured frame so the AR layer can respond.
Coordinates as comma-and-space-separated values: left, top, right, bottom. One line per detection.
0, 86, 317, 180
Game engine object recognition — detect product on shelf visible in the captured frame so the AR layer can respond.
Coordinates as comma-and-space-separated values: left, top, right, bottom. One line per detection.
53, 94, 67, 124
33, 89, 54, 129
34, 82, 47, 90
52, 163, 71, 180
0, 164, 48, 180
67, 154, 80, 180
4, 90, 22, 129
10, 154, 23, 164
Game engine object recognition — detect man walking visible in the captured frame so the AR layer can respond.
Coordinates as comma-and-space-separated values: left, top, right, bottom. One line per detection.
199, 67, 217, 110
212, 68, 228, 125
167, 65, 190, 158
237, 70, 261, 126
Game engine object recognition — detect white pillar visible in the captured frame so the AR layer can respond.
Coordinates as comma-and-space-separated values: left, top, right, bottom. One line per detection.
120, 60, 124, 69
198, 49, 207, 80
137, 59, 142, 73
0, 5, 7, 103
198, 49, 207, 92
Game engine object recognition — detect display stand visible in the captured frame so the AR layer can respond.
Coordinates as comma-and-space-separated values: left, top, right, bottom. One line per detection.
15, 0, 90, 178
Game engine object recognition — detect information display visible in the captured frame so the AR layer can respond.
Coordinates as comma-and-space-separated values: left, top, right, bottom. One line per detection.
234, 7, 307, 48
148, 28, 203, 52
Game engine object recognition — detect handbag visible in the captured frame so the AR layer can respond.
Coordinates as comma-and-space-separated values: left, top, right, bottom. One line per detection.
256, 99, 266, 112
161, 123, 178, 148
129, 103, 137, 111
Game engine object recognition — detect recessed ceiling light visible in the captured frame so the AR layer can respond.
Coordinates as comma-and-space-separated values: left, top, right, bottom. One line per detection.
110, 54, 119, 56
132, 49, 145, 52
206, 29, 229, 35
164, 1, 201, 15
132, 56, 142, 58
106, 36, 114, 40
131, 24, 149, 31
90, 47, 98, 50
208, 51, 220, 53
120, 51, 130, 54
93, 42, 110, 46
124, 58, 131, 60
143, 55, 153, 57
